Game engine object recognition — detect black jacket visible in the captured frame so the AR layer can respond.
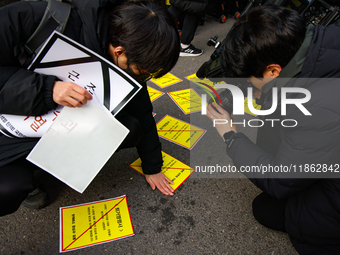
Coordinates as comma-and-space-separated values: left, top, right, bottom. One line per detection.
227, 22, 340, 252
170, 0, 208, 16
0, 0, 163, 174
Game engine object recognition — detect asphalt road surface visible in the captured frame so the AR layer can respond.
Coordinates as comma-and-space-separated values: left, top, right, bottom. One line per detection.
0, 14, 298, 255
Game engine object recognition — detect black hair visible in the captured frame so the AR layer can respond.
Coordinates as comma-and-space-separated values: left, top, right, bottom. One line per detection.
220, 5, 306, 78
108, 0, 180, 78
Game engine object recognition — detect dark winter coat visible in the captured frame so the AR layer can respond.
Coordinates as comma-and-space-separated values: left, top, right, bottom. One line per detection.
170, 0, 208, 16
0, 0, 163, 174
226, 22, 340, 253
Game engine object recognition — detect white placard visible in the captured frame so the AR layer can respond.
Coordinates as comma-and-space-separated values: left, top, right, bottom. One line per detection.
27, 101, 129, 193
0, 31, 141, 138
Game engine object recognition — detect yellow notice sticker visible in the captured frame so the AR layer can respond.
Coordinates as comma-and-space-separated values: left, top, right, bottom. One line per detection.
147, 86, 164, 102
185, 73, 227, 91
59, 195, 134, 253
130, 151, 194, 191
150, 73, 182, 88
244, 97, 262, 116
168, 88, 201, 114
156, 115, 206, 150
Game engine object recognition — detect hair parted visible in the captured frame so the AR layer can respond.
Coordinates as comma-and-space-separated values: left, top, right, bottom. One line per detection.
221, 5, 306, 78
108, 0, 180, 78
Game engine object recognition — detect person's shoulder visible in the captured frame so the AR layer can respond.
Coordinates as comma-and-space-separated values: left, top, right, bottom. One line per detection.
0, 0, 47, 23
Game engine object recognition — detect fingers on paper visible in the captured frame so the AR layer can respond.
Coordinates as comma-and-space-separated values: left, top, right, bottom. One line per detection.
158, 175, 174, 196
157, 180, 174, 196
53, 81, 92, 107
72, 84, 93, 101
165, 175, 174, 185
146, 173, 174, 196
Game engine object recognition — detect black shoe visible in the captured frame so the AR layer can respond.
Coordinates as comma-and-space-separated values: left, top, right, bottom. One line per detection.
180, 44, 203, 57
22, 187, 50, 210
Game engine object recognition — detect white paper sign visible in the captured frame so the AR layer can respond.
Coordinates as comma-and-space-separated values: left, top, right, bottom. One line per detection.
0, 31, 141, 138
27, 101, 129, 193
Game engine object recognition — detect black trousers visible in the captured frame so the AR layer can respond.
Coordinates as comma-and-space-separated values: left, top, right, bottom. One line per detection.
252, 192, 340, 254
252, 192, 287, 232
0, 113, 142, 216
168, 5, 201, 45
0, 157, 37, 216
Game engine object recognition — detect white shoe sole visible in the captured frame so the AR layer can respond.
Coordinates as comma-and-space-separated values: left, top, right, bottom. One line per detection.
180, 51, 203, 57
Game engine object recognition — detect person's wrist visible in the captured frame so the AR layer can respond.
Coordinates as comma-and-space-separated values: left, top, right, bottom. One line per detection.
222, 131, 236, 143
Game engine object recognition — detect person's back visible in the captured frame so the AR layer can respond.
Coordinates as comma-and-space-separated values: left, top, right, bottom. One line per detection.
208, 5, 340, 254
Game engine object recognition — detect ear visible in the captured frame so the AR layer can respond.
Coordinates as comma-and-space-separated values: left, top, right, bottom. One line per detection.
108, 44, 126, 57
264, 64, 282, 78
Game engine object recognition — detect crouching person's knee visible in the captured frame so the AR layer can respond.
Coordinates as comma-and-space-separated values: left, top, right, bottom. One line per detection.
0, 159, 35, 216
0, 181, 31, 216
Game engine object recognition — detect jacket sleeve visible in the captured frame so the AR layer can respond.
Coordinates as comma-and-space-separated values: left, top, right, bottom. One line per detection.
123, 85, 163, 175
226, 132, 320, 200
0, 1, 58, 116
226, 76, 340, 199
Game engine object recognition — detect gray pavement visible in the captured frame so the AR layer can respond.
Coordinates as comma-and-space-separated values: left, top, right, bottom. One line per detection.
0, 15, 298, 255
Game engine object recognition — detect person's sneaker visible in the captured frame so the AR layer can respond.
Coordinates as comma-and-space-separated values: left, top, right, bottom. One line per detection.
180, 44, 203, 57
22, 186, 50, 210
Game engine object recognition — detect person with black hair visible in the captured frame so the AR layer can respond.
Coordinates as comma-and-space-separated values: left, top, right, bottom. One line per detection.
207, 5, 340, 254
0, 0, 180, 216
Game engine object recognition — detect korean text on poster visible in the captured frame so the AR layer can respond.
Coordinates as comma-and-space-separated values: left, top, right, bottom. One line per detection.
147, 86, 165, 102
60, 195, 134, 253
156, 115, 206, 150
130, 151, 194, 191
150, 73, 182, 88
168, 88, 202, 114
0, 31, 141, 138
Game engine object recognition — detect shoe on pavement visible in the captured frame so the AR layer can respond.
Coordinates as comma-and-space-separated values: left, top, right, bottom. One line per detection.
180, 44, 203, 57
22, 186, 50, 210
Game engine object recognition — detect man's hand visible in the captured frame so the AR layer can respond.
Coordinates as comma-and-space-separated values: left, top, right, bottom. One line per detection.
253, 87, 262, 99
53, 81, 92, 107
145, 172, 174, 196
207, 102, 237, 138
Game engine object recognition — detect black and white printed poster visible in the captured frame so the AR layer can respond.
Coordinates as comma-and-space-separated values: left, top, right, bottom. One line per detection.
0, 31, 141, 138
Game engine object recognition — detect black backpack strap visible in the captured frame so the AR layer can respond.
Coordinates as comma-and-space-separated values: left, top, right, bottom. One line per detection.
25, 0, 71, 56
